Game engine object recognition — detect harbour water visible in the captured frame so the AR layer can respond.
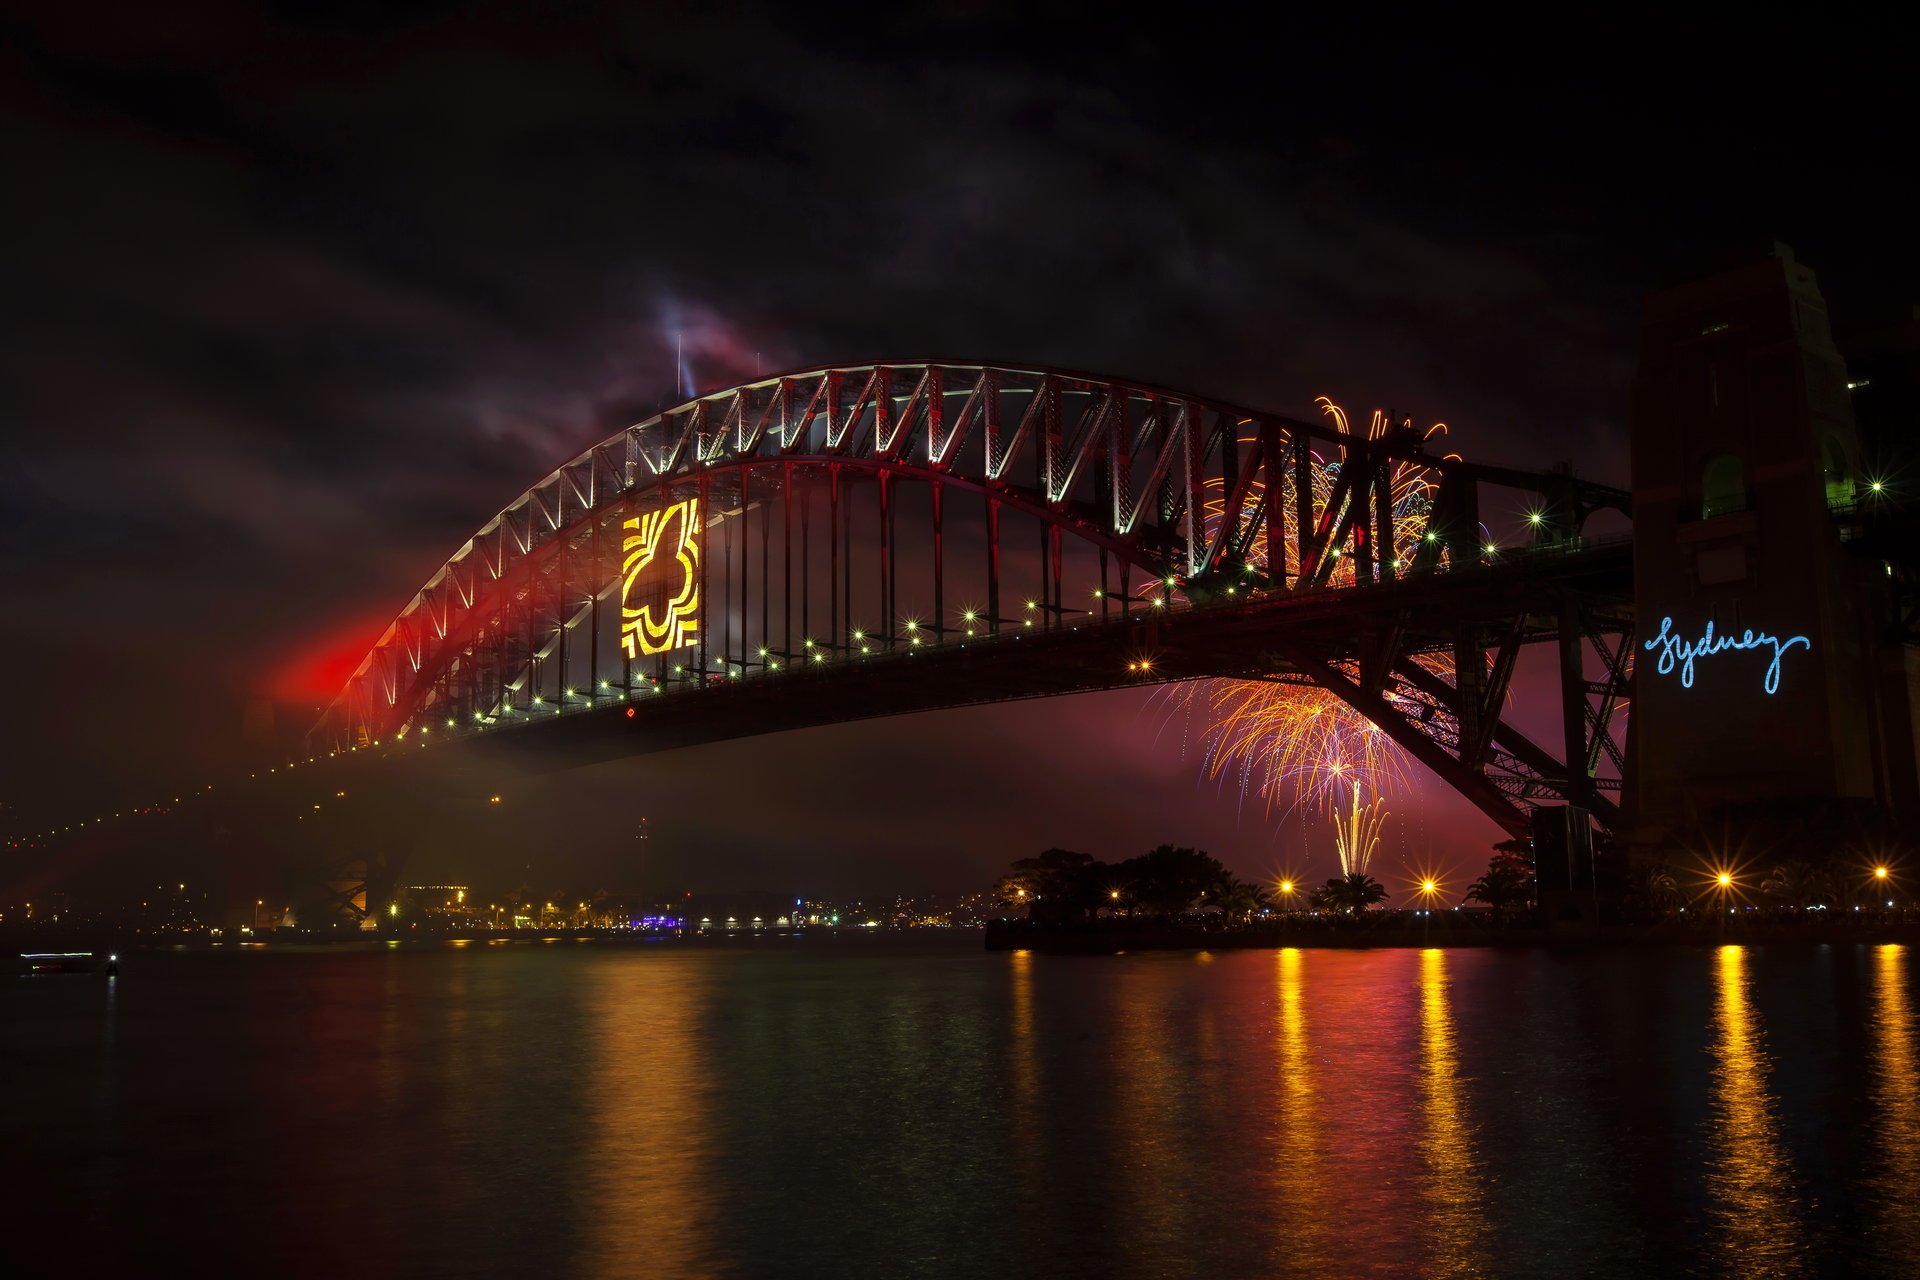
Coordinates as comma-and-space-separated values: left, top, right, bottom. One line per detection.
7, 937, 1917, 1277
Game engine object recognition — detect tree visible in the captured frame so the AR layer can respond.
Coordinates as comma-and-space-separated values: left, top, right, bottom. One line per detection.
1761, 860, 1834, 910
1115, 845, 1228, 916
1465, 849, 1535, 915
1213, 875, 1271, 924
1310, 872, 1389, 914
995, 848, 1109, 923
1626, 864, 1684, 917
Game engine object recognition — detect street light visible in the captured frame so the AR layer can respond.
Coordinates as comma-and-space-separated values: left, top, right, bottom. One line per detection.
1415, 875, 1442, 940
1707, 867, 1738, 937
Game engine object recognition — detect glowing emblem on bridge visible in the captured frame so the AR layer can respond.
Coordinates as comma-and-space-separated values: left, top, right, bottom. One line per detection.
1643, 615, 1810, 695
621, 497, 700, 658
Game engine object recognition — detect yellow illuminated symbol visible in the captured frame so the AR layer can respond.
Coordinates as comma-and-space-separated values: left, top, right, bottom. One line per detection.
621, 497, 701, 658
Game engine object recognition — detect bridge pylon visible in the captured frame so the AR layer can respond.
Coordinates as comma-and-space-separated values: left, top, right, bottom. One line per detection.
1625, 242, 1920, 864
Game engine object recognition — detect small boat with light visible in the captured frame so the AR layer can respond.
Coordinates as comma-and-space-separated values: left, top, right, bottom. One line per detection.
18, 951, 117, 976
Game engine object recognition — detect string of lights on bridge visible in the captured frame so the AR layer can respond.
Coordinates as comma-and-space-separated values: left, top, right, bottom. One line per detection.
0, 580, 1183, 850
8, 510, 1580, 852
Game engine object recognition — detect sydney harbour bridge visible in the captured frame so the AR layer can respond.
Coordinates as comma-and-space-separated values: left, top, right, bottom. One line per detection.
311, 360, 1637, 843
23, 246, 1903, 904
305, 244, 1920, 887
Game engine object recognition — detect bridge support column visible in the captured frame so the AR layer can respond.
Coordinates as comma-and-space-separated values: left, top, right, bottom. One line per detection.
1625, 242, 1911, 864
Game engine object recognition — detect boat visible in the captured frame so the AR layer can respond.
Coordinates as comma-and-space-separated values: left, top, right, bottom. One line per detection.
18, 951, 117, 976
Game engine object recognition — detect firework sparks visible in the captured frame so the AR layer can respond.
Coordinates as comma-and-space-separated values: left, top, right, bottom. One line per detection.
1173, 399, 1458, 814
1177, 675, 1421, 814
1333, 784, 1389, 877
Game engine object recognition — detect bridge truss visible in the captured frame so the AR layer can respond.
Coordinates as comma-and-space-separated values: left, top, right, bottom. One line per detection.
316, 362, 1634, 838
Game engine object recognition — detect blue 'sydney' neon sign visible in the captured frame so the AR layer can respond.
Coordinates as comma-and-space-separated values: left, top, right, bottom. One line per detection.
1644, 616, 1811, 695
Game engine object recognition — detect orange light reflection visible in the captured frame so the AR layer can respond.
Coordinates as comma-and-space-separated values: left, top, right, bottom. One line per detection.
1705, 946, 1804, 1275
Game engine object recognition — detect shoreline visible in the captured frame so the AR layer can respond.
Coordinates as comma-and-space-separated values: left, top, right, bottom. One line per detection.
983, 917, 1920, 953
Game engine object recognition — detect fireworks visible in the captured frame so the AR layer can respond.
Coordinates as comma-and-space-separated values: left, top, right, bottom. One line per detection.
1177, 675, 1419, 814
1333, 784, 1389, 877
1202, 398, 1449, 588
1172, 399, 1458, 815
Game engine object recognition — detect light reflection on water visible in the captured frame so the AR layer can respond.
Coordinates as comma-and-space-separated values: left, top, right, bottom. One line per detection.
1270, 948, 1331, 1272
1705, 945, 1804, 1276
1416, 948, 1485, 1277
10, 939, 1920, 1277
588, 954, 715, 1277
1868, 943, 1920, 1268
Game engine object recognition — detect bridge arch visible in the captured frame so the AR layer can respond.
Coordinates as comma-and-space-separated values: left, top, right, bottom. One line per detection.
317, 361, 1633, 837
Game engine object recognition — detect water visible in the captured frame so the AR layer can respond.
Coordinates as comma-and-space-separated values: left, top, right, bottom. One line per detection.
6, 938, 1919, 1278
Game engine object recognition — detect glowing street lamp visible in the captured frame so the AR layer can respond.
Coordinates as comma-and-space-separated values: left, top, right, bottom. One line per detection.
1410, 874, 1444, 940
1706, 866, 1740, 935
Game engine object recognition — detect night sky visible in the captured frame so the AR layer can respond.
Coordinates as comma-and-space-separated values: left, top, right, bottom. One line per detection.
4, 4, 1917, 900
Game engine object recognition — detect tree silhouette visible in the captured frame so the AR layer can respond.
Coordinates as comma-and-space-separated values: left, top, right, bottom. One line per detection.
1310, 872, 1388, 914
1465, 846, 1535, 915
1116, 845, 1227, 916
1761, 860, 1834, 909
996, 848, 1110, 923
1212, 874, 1271, 924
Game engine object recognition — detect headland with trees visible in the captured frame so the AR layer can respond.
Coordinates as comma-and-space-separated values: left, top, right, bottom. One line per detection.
983, 840, 1920, 952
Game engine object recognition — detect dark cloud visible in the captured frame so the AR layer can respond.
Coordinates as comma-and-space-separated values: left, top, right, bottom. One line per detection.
2, 3, 1915, 894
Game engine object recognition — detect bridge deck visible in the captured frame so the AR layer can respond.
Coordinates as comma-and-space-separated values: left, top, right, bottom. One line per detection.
418, 537, 1634, 773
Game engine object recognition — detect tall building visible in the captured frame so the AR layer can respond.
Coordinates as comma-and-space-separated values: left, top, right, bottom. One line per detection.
1626, 242, 1918, 858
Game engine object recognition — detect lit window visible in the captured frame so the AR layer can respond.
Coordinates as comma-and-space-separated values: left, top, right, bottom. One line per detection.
1701, 454, 1746, 519
1819, 435, 1854, 509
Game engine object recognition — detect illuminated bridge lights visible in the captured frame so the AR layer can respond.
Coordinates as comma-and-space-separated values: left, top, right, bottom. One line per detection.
276, 361, 1644, 853
621, 496, 701, 659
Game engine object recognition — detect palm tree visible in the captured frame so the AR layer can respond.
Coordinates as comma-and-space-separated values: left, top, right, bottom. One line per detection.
1465, 861, 1533, 915
1761, 860, 1833, 910
1310, 872, 1389, 915
1641, 867, 1683, 915
1213, 876, 1271, 924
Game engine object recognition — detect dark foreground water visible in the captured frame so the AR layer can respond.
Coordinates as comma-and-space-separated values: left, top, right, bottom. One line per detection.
6, 938, 1920, 1278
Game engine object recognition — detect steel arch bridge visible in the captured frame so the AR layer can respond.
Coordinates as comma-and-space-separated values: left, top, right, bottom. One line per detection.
315, 361, 1636, 838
